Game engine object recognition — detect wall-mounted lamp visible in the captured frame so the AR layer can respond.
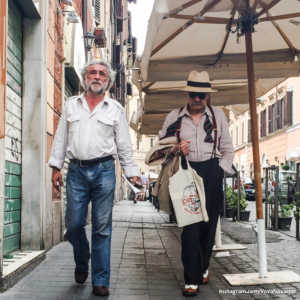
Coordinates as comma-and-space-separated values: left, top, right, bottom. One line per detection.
57, 0, 79, 24
61, 0, 73, 6
83, 32, 95, 52
65, 10, 80, 23
83, 29, 107, 51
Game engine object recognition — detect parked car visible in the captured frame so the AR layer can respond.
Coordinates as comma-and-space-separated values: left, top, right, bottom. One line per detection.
244, 182, 255, 201
243, 177, 274, 202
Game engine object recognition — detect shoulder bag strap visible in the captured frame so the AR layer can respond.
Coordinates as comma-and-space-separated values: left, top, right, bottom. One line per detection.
207, 104, 218, 158
175, 106, 184, 143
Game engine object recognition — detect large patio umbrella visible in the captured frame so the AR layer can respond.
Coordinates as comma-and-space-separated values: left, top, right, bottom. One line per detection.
136, 77, 283, 134
138, 0, 300, 284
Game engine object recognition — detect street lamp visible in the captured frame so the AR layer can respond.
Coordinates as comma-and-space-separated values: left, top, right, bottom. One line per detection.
83, 32, 95, 52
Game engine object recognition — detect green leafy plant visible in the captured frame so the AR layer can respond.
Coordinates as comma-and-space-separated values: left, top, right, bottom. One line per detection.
281, 164, 290, 171
279, 203, 294, 218
225, 186, 248, 211
294, 198, 300, 219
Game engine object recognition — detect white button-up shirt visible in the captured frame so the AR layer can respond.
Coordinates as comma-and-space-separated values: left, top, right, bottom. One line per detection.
159, 105, 234, 175
48, 94, 140, 178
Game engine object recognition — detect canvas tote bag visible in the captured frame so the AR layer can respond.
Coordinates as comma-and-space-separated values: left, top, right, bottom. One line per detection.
169, 156, 209, 227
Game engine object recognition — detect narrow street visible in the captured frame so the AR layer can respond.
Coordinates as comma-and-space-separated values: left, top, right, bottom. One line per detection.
0, 200, 300, 300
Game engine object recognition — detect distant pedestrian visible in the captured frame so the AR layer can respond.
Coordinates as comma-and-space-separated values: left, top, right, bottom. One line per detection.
159, 70, 234, 297
141, 171, 149, 201
49, 60, 141, 297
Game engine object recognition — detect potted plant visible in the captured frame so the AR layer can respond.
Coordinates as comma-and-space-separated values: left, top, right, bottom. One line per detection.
281, 163, 290, 171
226, 186, 250, 221
271, 201, 294, 230
225, 186, 235, 218
278, 203, 294, 230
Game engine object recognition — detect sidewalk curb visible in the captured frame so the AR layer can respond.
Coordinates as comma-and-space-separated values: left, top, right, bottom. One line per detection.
0, 251, 46, 292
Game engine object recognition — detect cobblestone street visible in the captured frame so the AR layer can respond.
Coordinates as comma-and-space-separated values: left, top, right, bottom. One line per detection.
0, 200, 300, 300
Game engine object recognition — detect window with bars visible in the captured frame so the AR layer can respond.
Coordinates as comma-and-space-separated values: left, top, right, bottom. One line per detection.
94, 0, 101, 24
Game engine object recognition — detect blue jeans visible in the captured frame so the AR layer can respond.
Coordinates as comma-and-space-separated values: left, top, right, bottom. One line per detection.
65, 159, 115, 287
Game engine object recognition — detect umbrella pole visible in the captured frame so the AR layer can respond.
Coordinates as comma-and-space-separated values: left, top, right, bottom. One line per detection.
245, 30, 268, 278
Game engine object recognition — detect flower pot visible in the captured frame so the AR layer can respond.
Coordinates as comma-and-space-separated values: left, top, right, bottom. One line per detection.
225, 207, 235, 218
271, 216, 292, 230
232, 210, 250, 222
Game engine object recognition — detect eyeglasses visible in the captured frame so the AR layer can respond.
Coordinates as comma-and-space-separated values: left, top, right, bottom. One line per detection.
189, 92, 207, 100
87, 70, 108, 78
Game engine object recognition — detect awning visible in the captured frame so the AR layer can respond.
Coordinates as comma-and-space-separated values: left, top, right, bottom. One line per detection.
136, 75, 283, 134
140, 0, 300, 82
286, 147, 300, 161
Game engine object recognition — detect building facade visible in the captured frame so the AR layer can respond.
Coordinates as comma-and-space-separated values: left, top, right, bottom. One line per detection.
230, 77, 300, 180
0, 0, 134, 286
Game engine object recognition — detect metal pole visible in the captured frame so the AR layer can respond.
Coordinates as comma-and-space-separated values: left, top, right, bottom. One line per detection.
265, 168, 269, 229
237, 171, 240, 221
224, 177, 227, 217
245, 29, 267, 277
274, 166, 279, 230
296, 163, 300, 193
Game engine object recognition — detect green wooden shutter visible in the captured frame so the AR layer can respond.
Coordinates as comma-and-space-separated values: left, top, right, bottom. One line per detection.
4, 1, 23, 256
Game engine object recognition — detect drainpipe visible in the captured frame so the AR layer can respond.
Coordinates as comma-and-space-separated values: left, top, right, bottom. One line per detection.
82, 0, 88, 61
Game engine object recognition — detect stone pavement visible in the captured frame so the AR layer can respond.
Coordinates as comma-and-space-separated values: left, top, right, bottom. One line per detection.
0, 200, 300, 300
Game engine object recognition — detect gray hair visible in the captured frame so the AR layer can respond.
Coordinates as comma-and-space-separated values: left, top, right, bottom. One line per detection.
81, 60, 116, 91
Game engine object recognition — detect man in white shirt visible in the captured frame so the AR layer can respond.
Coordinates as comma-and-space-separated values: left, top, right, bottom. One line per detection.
49, 60, 140, 297
159, 70, 234, 297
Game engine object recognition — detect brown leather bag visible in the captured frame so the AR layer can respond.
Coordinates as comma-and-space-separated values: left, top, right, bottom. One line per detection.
152, 152, 180, 213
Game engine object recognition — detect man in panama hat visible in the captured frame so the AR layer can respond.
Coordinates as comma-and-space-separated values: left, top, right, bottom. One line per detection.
159, 70, 234, 297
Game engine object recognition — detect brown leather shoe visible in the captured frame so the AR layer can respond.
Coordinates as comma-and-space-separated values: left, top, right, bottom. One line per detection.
93, 286, 109, 297
74, 270, 88, 284
182, 284, 198, 297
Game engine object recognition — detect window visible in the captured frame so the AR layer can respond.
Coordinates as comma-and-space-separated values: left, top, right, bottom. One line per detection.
150, 138, 154, 148
248, 119, 252, 143
276, 99, 283, 130
136, 136, 139, 151
268, 104, 275, 134
267, 92, 292, 135
242, 121, 245, 144
284, 91, 293, 126
94, 0, 101, 24
260, 110, 266, 137
236, 126, 239, 146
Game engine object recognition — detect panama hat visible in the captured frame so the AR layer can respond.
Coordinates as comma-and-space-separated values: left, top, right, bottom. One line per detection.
183, 70, 217, 93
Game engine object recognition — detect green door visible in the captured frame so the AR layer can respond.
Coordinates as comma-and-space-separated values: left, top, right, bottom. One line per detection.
4, 1, 23, 256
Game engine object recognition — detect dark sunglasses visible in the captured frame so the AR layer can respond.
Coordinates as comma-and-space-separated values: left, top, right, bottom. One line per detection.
189, 92, 207, 99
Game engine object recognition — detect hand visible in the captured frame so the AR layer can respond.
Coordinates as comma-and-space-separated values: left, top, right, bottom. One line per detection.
179, 140, 190, 156
52, 167, 63, 192
130, 176, 142, 187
